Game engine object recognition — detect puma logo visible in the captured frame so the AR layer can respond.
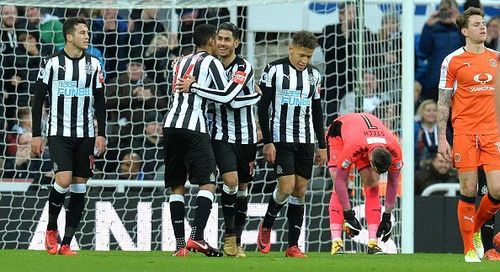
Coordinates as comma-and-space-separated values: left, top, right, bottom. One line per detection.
283, 74, 290, 80
223, 204, 235, 208
59, 66, 66, 72
331, 209, 340, 214
463, 62, 471, 67
484, 224, 494, 230
464, 215, 474, 222
486, 210, 496, 215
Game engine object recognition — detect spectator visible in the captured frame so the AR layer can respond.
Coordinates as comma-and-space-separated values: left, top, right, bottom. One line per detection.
105, 152, 151, 180
90, 8, 131, 81
143, 33, 179, 89
1, 5, 20, 127
361, 71, 387, 113
176, 8, 229, 50
132, 112, 164, 177
372, 100, 400, 134
2, 132, 52, 183
12, 29, 54, 108
374, 11, 402, 102
418, 0, 461, 102
17, 6, 64, 48
106, 58, 165, 137
415, 99, 438, 170
415, 152, 458, 195
485, 16, 500, 50
129, 8, 167, 59
320, 1, 374, 124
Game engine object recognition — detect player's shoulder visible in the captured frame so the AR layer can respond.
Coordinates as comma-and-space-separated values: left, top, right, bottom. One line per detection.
234, 55, 254, 70
264, 57, 288, 70
443, 47, 467, 66
306, 64, 321, 75
484, 48, 500, 58
43, 50, 64, 63
84, 52, 100, 62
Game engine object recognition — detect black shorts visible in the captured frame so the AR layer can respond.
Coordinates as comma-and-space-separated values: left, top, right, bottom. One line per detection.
163, 128, 217, 188
212, 140, 257, 183
274, 142, 315, 179
47, 136, 95, 178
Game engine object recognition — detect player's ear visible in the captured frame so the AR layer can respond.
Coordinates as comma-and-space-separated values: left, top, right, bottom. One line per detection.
460, 28, 467, 37
234, 38, 240, 49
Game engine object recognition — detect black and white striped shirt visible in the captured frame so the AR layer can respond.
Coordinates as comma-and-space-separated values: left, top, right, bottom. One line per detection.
34, 50, 104, 138
212, 56, 260, 144
258, 57, 322, 144
164, 51, 251, 133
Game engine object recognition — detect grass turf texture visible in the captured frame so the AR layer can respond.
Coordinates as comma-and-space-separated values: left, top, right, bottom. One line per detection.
1, 250, 498, 272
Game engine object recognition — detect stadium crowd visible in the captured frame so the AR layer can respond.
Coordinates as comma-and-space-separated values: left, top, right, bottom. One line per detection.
0, 1, 498, 195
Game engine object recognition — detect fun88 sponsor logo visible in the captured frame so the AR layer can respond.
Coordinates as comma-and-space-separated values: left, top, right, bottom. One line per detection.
57, 81, 92, 97
280, 89, 310, 106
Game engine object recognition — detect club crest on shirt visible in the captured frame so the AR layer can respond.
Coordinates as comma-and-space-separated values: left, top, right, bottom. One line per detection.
489, 58, 497, 68
341, 159, 351, 170
454, 153, 461, 163
308, 73, 317, 84
84, 62, 93, 75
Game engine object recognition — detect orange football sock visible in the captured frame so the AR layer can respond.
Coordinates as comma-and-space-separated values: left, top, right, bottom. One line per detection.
457, 199, 476, 254
474, 194, 500, 233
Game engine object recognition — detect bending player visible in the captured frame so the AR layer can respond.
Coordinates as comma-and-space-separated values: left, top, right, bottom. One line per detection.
328, 113, 402, 255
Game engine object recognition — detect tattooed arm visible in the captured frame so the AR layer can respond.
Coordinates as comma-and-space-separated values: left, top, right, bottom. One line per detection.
437, 88, 453, 161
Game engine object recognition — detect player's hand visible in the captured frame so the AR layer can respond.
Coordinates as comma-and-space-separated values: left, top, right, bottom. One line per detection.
94, 136, 106, 157
343, 210, 362, 237
437, 137, 452, 162
263, 143, 276, 164
376, 212, 392, 242
254, 84, 262, 96
30, 136, 44, 157
175, 76, 196, 93
315, 148, 327, 166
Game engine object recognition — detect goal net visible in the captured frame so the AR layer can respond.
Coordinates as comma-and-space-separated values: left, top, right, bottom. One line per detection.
0, 0, 405, 253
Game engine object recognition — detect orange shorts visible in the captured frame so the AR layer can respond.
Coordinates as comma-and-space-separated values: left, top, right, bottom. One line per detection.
452, 134, 500, 172
327, 136, 370, 171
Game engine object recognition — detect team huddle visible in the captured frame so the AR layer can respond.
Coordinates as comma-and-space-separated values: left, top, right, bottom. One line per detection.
163, 23, 403, 258
32, 7, 499, 261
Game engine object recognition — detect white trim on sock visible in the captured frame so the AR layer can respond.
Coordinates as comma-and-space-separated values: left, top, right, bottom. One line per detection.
197, 190, 214, 202
169, 194, 184, 203
288, 196, 304, 205
272, 189, 288, 205
223, 184, 238, 195
69, 184, 86, 193
53, 182, 69, 194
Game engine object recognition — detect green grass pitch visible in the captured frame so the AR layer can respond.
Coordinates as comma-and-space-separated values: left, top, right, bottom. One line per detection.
1, 250, 498, 272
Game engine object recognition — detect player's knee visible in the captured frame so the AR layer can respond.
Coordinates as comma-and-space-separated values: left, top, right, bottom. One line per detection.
488, 186, 500, 200
364, 185, 379, 198
459, 183, 477, 197
291, 186, 307, 198
222, 172, 238, 188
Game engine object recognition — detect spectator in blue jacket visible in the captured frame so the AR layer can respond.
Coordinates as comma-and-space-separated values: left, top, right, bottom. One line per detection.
418, 0, 461, 102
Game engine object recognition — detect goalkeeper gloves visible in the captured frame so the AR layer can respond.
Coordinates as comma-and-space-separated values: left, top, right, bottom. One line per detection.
376, 212, 392, 242
343, 210, 361, 237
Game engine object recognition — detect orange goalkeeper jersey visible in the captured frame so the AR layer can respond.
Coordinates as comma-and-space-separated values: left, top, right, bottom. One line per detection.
439, 47, 499, 135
